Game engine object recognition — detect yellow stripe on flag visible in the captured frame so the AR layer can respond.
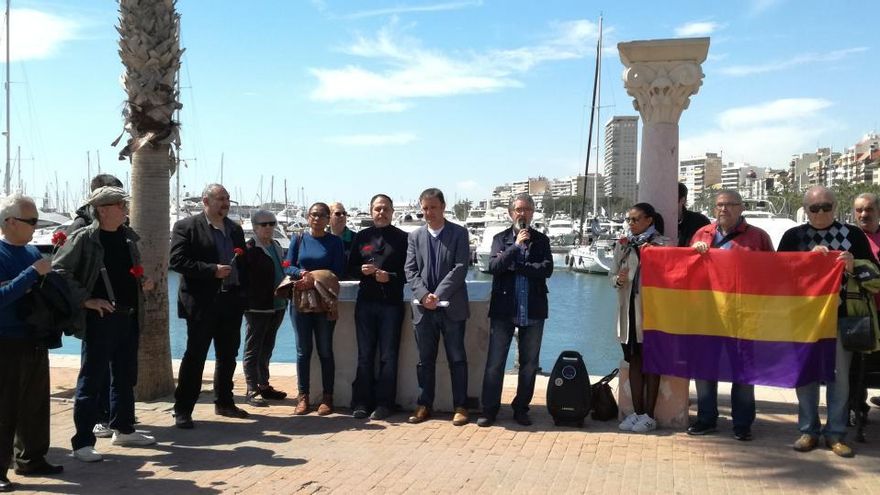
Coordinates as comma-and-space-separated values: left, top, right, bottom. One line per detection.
642, 287, 838, 343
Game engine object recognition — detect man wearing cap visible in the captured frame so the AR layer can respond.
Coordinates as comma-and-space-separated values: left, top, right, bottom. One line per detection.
53, 186, 157, 462
170, 183, 249, 428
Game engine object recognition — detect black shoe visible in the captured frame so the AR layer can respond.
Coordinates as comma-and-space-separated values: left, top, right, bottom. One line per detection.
215, 403, 250, 418
174, 413, 194, 429
476, 415, 495, 427
513, 411, 532, 426
246, 392, 269, 408
733, 429, 753, 441
352, 406, 369, 419
260, 386, 288, 401
871, 396, 880, 408
370, 406, 391, 421
0, 474, 13, 493
14, 461, 63, 476
687, 422, 717, 436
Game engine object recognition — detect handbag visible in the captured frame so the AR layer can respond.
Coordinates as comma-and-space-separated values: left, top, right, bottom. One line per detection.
840, 314, 875, 352
589, 368, 619, 421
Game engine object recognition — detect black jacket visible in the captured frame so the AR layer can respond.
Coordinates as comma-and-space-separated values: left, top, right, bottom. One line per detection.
244, 237, 285, 311
487, 226, 553, 320
170, 213, 247, 319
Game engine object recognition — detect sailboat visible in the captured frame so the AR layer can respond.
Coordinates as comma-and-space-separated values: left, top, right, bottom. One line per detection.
568, 16, 616, 274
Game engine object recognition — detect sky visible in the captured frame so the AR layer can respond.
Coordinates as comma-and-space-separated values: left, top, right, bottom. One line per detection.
4, 0, 879, 211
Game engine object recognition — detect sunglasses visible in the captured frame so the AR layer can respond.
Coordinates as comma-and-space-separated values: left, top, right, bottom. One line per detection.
14, 217, 39, 226
332, 211, 347, 217
308, 212, 328, 219
625, 216, 643, 224
808, 202, 833, 213
256, 221, 277, 227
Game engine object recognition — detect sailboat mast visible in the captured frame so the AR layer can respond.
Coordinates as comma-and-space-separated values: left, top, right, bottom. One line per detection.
576, 15, 602, 243
3, 0, 10, 196
593, 16, 602, 217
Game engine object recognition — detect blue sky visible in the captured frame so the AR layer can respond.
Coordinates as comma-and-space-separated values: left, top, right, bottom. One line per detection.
5, 0, 878, 211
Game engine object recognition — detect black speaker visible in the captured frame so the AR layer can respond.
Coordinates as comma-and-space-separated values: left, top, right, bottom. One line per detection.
546, 350, 591, 427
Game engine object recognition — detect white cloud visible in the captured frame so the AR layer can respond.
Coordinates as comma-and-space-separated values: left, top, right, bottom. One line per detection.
720, 47, 867, 76
0, 8, 79, 61
681, 97, 834, 166
456, 179, 478, 190
324, 133, 417, 146
346, 1, 483, 20
674, 21, 721, 37
748, 0, 783, 16
309, 19, 599, 111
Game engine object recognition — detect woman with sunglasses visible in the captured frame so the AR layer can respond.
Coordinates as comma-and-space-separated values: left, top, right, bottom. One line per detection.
242, 209, 289, 407
328, 202, 354, 262
285, 202, 345, 415
610, 202, 667, 433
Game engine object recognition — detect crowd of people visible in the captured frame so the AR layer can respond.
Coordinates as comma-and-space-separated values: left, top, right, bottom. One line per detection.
1, 175, 879, 491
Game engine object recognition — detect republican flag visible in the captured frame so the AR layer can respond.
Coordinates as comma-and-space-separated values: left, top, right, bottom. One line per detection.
640, 248, 843, 388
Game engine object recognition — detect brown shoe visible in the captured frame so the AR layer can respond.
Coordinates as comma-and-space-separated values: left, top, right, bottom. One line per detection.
294, 394, 310, 415
793, 434, 818, 452
452, 407, 469, 426
826, 438, 854, 458
408, 405, 431, 424
317, 393, 334, 416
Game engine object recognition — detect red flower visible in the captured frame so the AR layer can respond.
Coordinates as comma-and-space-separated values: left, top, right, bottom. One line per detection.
233, 247, 245, 257
282, 260, 291, 268
129, 265, 145, 278
361, 245, 374, 254
51, 231, 67, 247
618, 237, 629, 246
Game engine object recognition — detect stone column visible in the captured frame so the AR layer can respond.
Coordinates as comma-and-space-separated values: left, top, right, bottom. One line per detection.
618, 38, 709, 246
615, 38, 709, 429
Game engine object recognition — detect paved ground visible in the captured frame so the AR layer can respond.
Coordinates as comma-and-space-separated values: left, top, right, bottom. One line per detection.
7, 354, 880, 494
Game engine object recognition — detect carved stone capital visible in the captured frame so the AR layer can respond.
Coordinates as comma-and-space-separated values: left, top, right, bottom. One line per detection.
622, 61, 705, 124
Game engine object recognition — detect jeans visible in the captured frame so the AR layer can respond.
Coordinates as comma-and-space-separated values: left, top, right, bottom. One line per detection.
481, 319, 544, 417
414, 311, 468, 409
293, 310, 336, 395
0, 340, 50, 471
797, 338, 852, 441
243, 309, 286, 392
352, 301, 404, 409
694, 380, 755, 432
174, 295, 243, 416
72, 311, 139, 450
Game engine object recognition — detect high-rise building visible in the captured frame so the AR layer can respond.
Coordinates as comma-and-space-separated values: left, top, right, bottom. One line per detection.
603, 116, 639, 205
679, 152, 722, 205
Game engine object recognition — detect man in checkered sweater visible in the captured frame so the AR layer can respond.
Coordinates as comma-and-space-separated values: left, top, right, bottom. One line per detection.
778, 186, 878, 458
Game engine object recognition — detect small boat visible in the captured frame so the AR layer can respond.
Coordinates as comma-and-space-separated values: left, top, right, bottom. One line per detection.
474, 224, 510, 273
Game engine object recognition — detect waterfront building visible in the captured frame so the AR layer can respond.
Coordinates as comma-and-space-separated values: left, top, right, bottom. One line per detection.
603, 116, 638, 206
678, 152, 722, 206
721, 162, 769, 199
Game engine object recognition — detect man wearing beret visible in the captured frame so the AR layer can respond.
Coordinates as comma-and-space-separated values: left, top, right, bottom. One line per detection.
53, 186, 157, 463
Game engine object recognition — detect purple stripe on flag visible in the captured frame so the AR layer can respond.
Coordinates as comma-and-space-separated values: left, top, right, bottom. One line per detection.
642, 330, 837, 388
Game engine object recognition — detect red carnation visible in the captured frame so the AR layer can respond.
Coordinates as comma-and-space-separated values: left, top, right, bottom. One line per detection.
361, 245, 374, 253
233, 247, 245, 257
51, 231, 67, 247
618, 237, 629, 246
282, 260, 291, 268
129, 265, 145, 278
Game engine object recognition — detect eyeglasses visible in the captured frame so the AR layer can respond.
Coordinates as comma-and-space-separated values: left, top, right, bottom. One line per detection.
625, 216, 644, 224
808, 202, 833, 213
13, 217, 39, 226
309, 212, 328, 219
255, 221, 277, 227
715, 202, 742, 209
332, 211, 347, 217
513, 207, 534, 214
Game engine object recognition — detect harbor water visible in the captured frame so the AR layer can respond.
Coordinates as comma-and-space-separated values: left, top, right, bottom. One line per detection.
55, 269, 622, 376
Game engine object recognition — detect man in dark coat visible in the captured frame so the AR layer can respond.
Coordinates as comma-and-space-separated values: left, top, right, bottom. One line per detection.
677, 182, 710, 247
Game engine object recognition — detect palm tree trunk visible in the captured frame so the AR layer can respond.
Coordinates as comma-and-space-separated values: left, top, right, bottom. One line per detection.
130, 144, 174, 400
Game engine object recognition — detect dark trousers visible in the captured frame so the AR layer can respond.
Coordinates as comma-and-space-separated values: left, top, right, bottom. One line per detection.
72, 311, 139, 450
0, 340, 50, 472
414, 311, 468, 409
481, 318, 545, 417
351, 301, 403, 409
243, 309, 286, 391
292, 309, 336, 395
174, 301, 244, 416
695, 380, 756, 433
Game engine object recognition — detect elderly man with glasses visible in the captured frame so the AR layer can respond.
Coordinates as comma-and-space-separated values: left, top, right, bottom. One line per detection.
778, 186, 878, 458
328, 202, 354, 261
687, 189, 774, 442
53, 187, 157, 462
0, 194, 61, 491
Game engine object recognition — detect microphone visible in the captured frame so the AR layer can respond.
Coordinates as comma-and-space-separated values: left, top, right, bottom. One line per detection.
518, 219, 530, 247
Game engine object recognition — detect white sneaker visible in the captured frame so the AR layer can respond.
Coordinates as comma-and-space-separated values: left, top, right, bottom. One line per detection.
618, 412, 640, 431
631, 414, 657, 433
93, 423, 113, 438
72, 446, 103, 462
111, 431, 156, 447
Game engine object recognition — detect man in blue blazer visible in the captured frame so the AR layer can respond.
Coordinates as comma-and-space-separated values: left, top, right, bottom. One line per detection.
404, 188, 470, 426
477, 193, 553, 427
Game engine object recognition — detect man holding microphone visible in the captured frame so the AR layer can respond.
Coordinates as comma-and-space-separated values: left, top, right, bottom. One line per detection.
477, 193, 553, 427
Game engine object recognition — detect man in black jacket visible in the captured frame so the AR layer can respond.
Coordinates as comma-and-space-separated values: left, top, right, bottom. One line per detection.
677, 182, 710, 247
477, 193, 553, 427
170, 183, 248, 428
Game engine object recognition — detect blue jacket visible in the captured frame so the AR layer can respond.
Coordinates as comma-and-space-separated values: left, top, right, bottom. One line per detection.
487, 226, 553, 320
0, 240, 42, 340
